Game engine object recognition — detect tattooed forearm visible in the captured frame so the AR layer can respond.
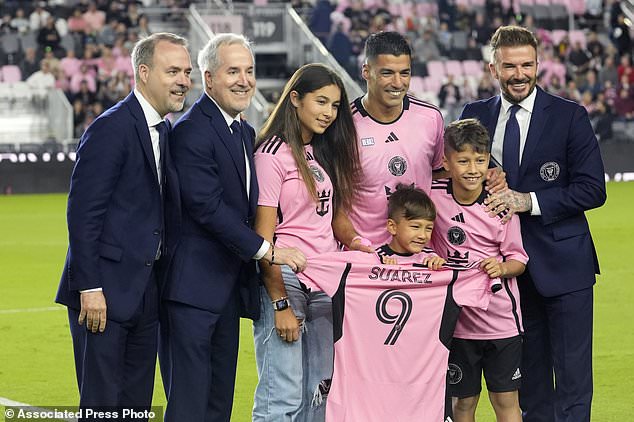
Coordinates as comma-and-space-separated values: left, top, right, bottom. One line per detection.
506, 191, 532, 213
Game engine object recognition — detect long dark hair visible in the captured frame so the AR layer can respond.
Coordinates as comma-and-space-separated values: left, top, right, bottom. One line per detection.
257, 63, 361, 212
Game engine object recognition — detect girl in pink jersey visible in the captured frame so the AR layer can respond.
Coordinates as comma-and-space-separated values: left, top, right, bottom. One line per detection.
252, 64, 361, 421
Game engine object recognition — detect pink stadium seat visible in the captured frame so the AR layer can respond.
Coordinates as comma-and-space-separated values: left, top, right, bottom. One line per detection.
534, 0, 550, 5
426, 60, 446, 79
423, 76, 443, 94
409, 76, 426, 97
363, 0, 379, 9
550, 29, 568, 45
445, 60, 464, 78
416, 2, 437, 18
568, 29, 587, 49
335, 0, 350, 13
567, 0, 586, 14
462, 60, 484, 78
1, 65, 21, 83
500, 0, 520, 13
399, 2, 414, 17
552, 61, 566, 80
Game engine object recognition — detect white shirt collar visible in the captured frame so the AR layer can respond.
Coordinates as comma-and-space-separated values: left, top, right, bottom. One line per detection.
205, 91, 240, 128
133, 89, 163, 127
500, 86, 537, 115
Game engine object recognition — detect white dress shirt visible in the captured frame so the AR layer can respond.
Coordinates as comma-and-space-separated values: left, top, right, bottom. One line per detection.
492, 89, 542, 216
134, 89, 164, 185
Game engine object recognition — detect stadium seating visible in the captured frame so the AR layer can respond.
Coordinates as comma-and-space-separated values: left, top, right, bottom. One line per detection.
1, 65, 22, 84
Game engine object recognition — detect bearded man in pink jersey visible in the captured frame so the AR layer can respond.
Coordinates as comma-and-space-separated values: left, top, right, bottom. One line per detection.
333, 31, 506, 250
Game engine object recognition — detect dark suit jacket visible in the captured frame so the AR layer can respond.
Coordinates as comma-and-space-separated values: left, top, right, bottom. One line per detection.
56, 92, 181, 322
461, 86, 607, 297
164, 94, 261, 319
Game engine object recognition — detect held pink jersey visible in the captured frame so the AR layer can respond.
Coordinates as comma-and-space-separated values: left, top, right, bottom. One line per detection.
255, 137, 338, 255
297, 250, 497, 422
349, 95, 445, 245
430, 179, 529, 339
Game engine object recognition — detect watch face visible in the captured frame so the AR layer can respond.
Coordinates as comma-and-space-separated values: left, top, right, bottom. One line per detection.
274, 298, 289, 311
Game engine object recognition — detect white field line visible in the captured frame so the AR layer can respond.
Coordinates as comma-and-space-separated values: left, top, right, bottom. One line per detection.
0, 306, 65, 314
0, 397, 75, 421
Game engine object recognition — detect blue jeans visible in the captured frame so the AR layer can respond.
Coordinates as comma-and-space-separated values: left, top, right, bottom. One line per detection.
252, 265, 333, 422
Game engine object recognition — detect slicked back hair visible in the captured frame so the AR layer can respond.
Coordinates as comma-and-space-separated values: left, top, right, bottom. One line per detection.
490, 25, 538, 64
364, 31, 411, 64
197, 33, 254, 86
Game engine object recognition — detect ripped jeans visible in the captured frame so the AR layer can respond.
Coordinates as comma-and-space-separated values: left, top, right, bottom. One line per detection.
252, 265, 333, 422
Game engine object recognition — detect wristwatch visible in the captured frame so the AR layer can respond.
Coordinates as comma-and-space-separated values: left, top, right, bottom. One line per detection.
272, 297, 290, 311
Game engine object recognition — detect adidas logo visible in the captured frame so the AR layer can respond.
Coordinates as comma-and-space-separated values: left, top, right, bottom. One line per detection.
451, 213, 465, 223
512, 368, 521, 380
385, 131, 399, 143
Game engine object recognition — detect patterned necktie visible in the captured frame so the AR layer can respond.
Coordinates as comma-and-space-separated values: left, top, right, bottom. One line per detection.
502, 104, 521, 189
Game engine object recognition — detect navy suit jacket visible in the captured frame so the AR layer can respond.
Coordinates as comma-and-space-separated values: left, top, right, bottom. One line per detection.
461, 86, 607, 297
164, 94, 261, 319
56, 92, 181, 322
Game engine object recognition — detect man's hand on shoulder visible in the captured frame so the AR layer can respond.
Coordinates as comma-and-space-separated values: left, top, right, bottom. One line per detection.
79, 291, 107, 333
484, 189, 532, 223
485, 167, 508, 194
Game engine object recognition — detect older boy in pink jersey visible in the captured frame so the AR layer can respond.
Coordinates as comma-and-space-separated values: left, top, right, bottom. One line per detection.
430, 119, 528, 422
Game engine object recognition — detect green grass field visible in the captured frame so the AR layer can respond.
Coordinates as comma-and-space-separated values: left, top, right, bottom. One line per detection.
1, 183, 633, 421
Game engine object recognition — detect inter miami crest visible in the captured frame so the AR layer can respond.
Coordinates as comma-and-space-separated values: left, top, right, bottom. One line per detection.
388, 156, 407, 176
448, 363, 463, 384
310, 165, 325, 183
447, 226, 466, 245
539, 161, 560, 182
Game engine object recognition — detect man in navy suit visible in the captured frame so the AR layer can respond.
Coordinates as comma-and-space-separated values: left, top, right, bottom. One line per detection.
460, 26, 606, 422
56, 33, 192, 414
163, 33, 306, 421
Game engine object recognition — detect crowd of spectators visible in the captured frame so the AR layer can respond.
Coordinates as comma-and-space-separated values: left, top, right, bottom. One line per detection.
0, 0, 189, 137
308, 0, 633, 140
1, 0, 633, 141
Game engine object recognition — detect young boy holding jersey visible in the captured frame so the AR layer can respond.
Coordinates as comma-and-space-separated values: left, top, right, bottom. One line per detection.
430, 119, 528, 422
295, 184, 510, 421
377, 185, 446, 268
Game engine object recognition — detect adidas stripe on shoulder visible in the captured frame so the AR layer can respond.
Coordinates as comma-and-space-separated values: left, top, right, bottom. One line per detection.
407, 94, 443, 116
431, 179, 451, 191
256, 136, 284, 155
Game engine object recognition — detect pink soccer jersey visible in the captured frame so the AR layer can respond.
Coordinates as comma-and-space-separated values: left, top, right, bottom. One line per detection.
297, 250, 496, 422
349, 95, 445, 245
429, 179, 529, 339
255, 137, 338, 255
